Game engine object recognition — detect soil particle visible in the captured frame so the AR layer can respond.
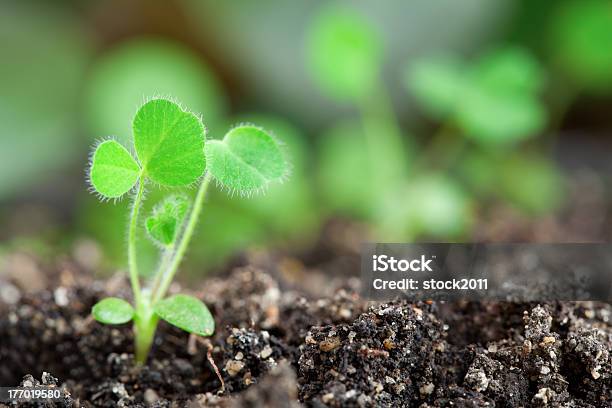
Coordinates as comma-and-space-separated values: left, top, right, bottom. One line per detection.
1, 266, 611, 406
464, 353, 530, 406
188, 362, 301, 408
219, 327, 289, 393
4, 372, 73, 408
297, 301, 447, 406
226, 362, 301, 408
563, 327, 612, 404
201, 267, 366, 347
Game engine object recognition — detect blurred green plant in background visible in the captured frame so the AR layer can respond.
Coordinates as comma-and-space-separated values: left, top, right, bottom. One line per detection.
1, 0, 611, 276
309, 5, 419, 240
549, 0, 612, 93
404, 46, 565, 216
307, 5, 383, 102
406, 47, 547, 144
308, 4, 473, 240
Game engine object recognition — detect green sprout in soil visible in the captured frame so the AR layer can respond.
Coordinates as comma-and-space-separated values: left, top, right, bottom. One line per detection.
87, 97, 288, 363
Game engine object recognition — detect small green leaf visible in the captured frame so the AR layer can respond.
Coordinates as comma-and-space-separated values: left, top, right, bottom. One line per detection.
404, 55, 468, 118
406, 47, 547, 145
457, 89, 546, 144
307, 5, 382, 100
154, 294, 214, 336
89, 140, 140, 198
146, 195, 189, 246
473, 47, 545, 95
399, 174, 472, 237
92, 297, 134, 324
133, 98, 206, 186
206, 125, 287, 194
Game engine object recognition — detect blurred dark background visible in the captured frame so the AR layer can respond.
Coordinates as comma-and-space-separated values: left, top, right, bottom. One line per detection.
1, 0, 612, 281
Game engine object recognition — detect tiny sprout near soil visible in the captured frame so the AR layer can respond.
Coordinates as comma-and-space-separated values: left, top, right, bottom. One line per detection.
88, 97, 288, 363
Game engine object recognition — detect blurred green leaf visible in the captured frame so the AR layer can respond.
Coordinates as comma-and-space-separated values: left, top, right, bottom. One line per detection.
457, 89, 546, 145
405, 46, 547, 144
404, 55, 468, 118
89, 140, 140, 199
550, 0, 612, 92
400, 174, 473, 237
86, 39, 226, 144
307, 4, 382, 101
473, 47, 545, 95
133, 99, 206, 186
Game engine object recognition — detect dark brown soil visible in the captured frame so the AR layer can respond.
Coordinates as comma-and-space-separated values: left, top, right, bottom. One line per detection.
1, 259, 611, 407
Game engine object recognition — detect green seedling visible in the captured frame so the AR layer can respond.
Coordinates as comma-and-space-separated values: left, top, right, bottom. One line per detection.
404, 46, 566, 216
88, 98, 287, 363
404, 47, 547, 145
81, 39, 227, 267
308, 4, 413, 237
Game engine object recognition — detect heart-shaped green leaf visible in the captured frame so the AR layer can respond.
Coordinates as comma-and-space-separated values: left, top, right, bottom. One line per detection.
92, 297, 134, 324
206, 125, 287, 194
146, 195, 189, 246
89, 140, 140, 198
154, 294, 214, 336
133, 98, 206, 186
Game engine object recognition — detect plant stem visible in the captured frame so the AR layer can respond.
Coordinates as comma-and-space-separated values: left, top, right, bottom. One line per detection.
152, 172, 212, 303
149, 245, 175, 296
128, 178, 146, 305
133, 294, 158, 364
358, 78, 409, 193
